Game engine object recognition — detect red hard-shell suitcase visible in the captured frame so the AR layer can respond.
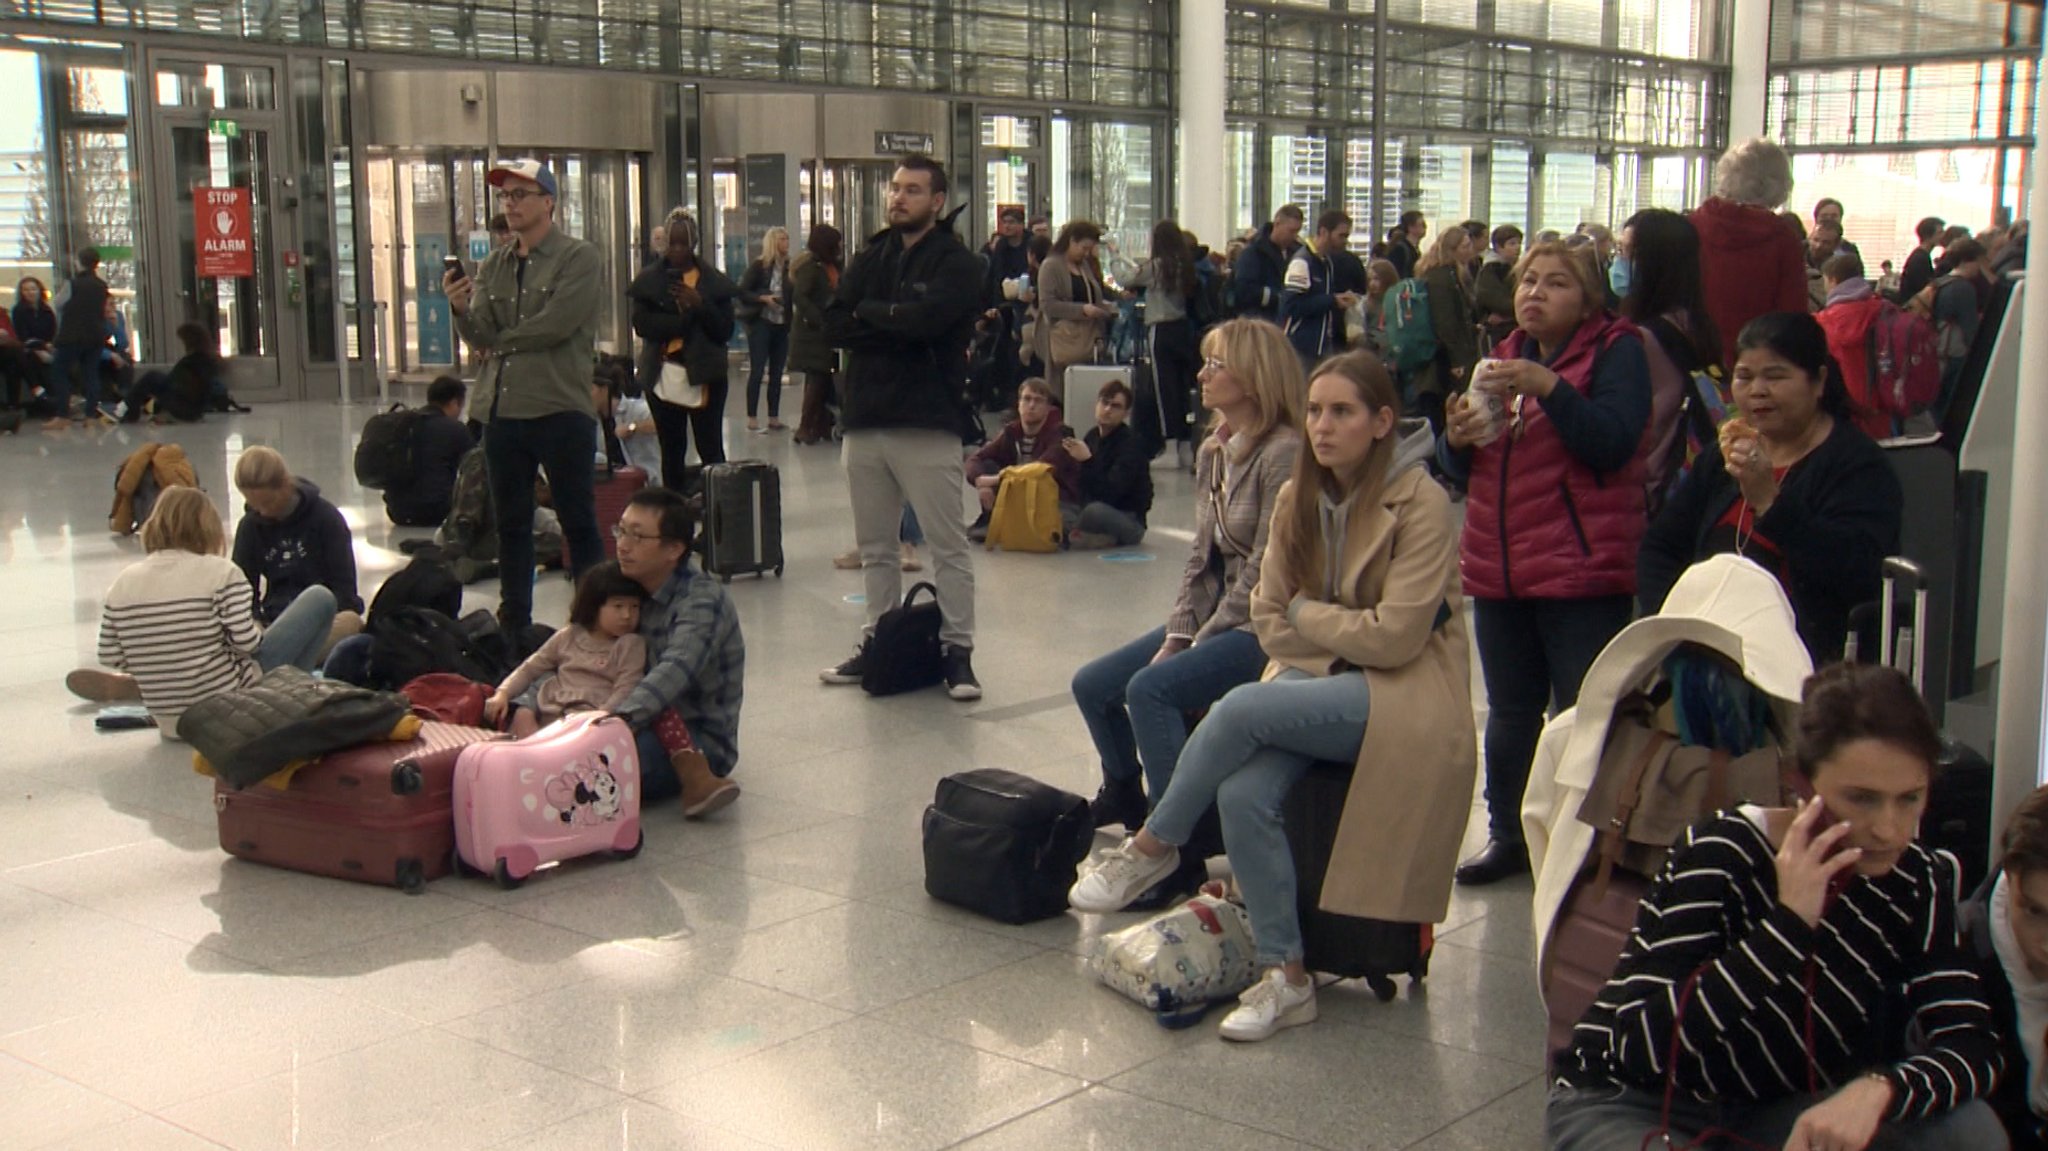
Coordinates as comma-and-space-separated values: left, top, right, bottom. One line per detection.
213, 721, 501, 893
564, 464, 649, 566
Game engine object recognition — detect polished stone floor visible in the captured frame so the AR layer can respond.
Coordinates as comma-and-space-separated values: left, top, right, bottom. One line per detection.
0, 390, 1545, 1150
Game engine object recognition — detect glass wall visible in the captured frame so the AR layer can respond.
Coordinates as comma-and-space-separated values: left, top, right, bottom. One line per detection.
0, 37, 144, 353
1768, 0, 2041, 254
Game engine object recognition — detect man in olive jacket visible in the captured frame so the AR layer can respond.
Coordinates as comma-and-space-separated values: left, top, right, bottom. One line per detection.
819, 156, 986, 700
446, 159, 604, 628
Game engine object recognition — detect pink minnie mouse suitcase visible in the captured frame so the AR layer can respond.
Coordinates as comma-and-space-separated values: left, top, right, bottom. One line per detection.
452, 711, 644, 888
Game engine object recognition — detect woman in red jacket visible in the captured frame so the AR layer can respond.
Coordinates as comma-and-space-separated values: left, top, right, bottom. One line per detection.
1437, 242, 1653, 886
1689, 138, 1809, 371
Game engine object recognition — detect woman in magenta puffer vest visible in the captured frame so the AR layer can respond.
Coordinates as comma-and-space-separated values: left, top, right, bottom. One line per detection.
1436, 242, 1654, 886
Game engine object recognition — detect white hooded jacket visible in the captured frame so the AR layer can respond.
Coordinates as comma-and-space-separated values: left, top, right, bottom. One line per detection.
1520, 554, 1815, 997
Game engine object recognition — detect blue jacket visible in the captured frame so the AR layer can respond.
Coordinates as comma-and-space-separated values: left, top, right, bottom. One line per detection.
1231, 223, 1295, 321
1280, 241, 1340, 360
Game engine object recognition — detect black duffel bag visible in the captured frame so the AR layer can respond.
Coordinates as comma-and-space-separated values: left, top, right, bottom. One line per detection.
862, 582, 943, 696
922, 768, 1093, 924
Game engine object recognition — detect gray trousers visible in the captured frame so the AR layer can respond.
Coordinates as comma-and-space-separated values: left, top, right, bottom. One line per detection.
844, 428, 976, 649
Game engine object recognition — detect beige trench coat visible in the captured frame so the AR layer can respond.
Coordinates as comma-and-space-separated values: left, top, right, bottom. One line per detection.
1251, 467, 1477, 925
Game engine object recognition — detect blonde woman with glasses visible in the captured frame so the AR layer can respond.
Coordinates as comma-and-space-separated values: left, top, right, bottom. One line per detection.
1068, 317, 1304, 897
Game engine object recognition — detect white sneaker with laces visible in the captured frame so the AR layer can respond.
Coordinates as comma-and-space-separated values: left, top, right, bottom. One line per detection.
1218, 968, 1317, 1042
1067, 837, 1178, 913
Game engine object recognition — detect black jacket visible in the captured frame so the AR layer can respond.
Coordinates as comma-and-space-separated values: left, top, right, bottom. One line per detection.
231, 477, 364, 624
1963, 883, 2048, 1151
383, 411, 476, 526
826, 220, 984, 436
1638, 417, 1901, 662
1078, 423, 1152, 523
56, 272, 107, 348
629, 259, 739, 397
735, 259, 790, 327
1231, 223, 1294, 320
11, 301, 54, 346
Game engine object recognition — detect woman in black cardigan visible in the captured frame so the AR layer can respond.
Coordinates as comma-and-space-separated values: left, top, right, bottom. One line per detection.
1638, 311, 1900, 662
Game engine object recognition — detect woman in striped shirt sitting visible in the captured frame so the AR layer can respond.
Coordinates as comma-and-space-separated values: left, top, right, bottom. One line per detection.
1550, 661, 2008, 1151
65, 487, 337, 738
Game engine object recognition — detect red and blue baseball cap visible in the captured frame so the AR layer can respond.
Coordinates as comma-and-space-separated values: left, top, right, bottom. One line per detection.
488, 159, 557, 197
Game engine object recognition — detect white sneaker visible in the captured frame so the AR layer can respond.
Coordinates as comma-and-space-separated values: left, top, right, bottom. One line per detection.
1067, 837, 1178, 913
1218, 968, 1317, 1042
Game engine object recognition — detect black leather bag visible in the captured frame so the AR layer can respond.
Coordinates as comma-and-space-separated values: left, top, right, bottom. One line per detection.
922, 769, 1093, 924
861, 582, 943, 696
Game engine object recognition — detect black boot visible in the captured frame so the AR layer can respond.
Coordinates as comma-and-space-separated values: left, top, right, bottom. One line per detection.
1088, 779, 1147, 829
1453, 838, 1529, 887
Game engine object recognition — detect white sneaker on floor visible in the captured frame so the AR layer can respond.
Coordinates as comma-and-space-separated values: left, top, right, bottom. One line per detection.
1067, 837, 1178, 913
1218, 968, 1317, 1042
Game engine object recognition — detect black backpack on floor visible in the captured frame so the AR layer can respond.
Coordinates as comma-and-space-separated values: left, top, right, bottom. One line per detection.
355, 403, 427, 490
368, 551, 463, 629
862, 582, 943, 696
922, 769, 1093, 924
366, 606, 509, 689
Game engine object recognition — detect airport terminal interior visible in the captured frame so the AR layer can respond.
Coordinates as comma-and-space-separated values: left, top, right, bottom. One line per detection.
1, 0, 2044, 1147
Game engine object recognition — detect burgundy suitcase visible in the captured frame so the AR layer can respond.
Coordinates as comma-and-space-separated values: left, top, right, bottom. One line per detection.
213, 721, 501, 894
565, 464, 649, 566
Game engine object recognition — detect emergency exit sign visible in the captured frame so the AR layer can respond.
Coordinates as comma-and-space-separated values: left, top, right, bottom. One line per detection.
207, 117, 239, 138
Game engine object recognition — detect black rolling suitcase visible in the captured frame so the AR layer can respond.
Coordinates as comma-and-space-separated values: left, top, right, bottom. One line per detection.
1282, 760, 1432, 1000
1848, 557, 1995, 890
701, 460, 784, 582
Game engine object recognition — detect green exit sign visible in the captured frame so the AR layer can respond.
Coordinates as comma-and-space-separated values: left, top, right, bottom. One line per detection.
208, 117, 239, 138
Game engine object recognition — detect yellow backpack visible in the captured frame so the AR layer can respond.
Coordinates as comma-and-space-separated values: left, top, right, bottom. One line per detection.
984, 461, 1064, 553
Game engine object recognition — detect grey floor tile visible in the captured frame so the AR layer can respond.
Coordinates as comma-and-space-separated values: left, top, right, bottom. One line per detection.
495, 1100, 776, 1150
0, 1054, 138, 1149
1399, 1075, 1548, 1150
1106, 1023, 1536, 1150
703, 902, 1042, 1012
644, 1016, 1084, 1151
954, 1086, 1315, 1151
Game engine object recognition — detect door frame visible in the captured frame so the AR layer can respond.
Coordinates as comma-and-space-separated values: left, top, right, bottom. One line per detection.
972, 105, 1049, 251
141, 46, 301, 400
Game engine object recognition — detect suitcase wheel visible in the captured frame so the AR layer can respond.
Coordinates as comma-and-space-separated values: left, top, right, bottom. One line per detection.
492, 859, 523, 890
450, 848, 480, 879
774, 564, 784, 578
1366, 975, 1398, 1002
611, 829, 644, 861
396, 859, 426, 895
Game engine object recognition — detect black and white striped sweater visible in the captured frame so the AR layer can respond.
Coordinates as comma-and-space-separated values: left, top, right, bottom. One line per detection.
1559, 810, 2004, 1120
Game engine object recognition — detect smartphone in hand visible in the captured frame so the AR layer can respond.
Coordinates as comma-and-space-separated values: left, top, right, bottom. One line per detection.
442, 254, 468, 283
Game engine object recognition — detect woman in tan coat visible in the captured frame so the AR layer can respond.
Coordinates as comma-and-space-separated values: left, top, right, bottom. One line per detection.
1070, 349, 1472, 1043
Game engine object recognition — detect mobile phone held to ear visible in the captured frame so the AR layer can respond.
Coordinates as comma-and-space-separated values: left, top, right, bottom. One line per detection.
443, 254, 467, 282
1809, 798, 1855, 908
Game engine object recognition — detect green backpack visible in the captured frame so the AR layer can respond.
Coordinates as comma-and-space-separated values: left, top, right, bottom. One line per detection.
1382, 278, 1438, 373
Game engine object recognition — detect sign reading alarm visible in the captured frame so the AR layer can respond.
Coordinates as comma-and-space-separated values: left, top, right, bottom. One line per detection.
195, 187, 254, 279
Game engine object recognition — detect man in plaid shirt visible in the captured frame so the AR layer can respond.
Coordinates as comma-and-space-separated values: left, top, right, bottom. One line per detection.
613, 487, 745, 817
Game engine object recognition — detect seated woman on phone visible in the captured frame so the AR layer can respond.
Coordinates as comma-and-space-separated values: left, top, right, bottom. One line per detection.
1549, 662, 2007, 1151
1069, 349, 1470, 1044
1637, 311, 1900, 663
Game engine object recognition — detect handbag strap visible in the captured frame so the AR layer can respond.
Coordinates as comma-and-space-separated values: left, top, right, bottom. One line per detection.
1591, 730, 1675, 901
899, 581, 939, 609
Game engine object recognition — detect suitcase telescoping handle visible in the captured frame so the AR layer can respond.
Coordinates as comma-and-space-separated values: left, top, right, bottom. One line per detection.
1879, 556, 1927, 696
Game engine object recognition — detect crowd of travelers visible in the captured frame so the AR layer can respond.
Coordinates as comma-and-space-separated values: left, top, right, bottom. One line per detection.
50, 138, 2047, 1150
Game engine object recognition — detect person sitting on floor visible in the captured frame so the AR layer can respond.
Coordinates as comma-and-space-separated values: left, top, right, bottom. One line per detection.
1971, 785, 2048, 1150
123, 323, 222, 424
1065, 377, 1153, 549
384, 376, 477, 527
1548, 662, 2008, 1151
1068, 349, 1469, 1044
965, 376, 1080, 541
64, 487, 339, 737
230, 447, 364, 654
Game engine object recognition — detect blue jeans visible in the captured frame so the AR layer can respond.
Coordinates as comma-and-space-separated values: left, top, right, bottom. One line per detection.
1546, 1082, 2008, 1151
745, 322, 789, 419
899, 503, 923, 546
1146, 669, 1372, 968
483, 410, 605, 627
49, 343, 103, 418
1471, 595, 1633, 841
1070, 625, 1269, 799
1075, 502, 1146, 546
256, 586, 337, 672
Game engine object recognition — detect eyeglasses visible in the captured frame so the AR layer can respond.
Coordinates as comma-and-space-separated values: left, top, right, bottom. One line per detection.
1201, 356, 1229, 375
497, 188, 547, 204
611, 524, 667, 544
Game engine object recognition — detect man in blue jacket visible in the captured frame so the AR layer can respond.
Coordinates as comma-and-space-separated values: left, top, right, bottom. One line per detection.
820, 156, 987, 701
1231, 205, 1303, 321
1280, 210, 1360, 365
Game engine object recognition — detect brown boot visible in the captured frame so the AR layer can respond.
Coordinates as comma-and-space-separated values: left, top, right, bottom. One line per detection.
66, 667, 141, 702
673, 748, 739, 818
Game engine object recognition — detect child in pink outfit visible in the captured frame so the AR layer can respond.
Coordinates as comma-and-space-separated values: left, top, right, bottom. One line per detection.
487, 563, 652, 738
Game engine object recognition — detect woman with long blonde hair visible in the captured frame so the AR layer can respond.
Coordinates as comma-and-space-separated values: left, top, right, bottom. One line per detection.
1069, 318, 1303, 876
738, 225, 792, 432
